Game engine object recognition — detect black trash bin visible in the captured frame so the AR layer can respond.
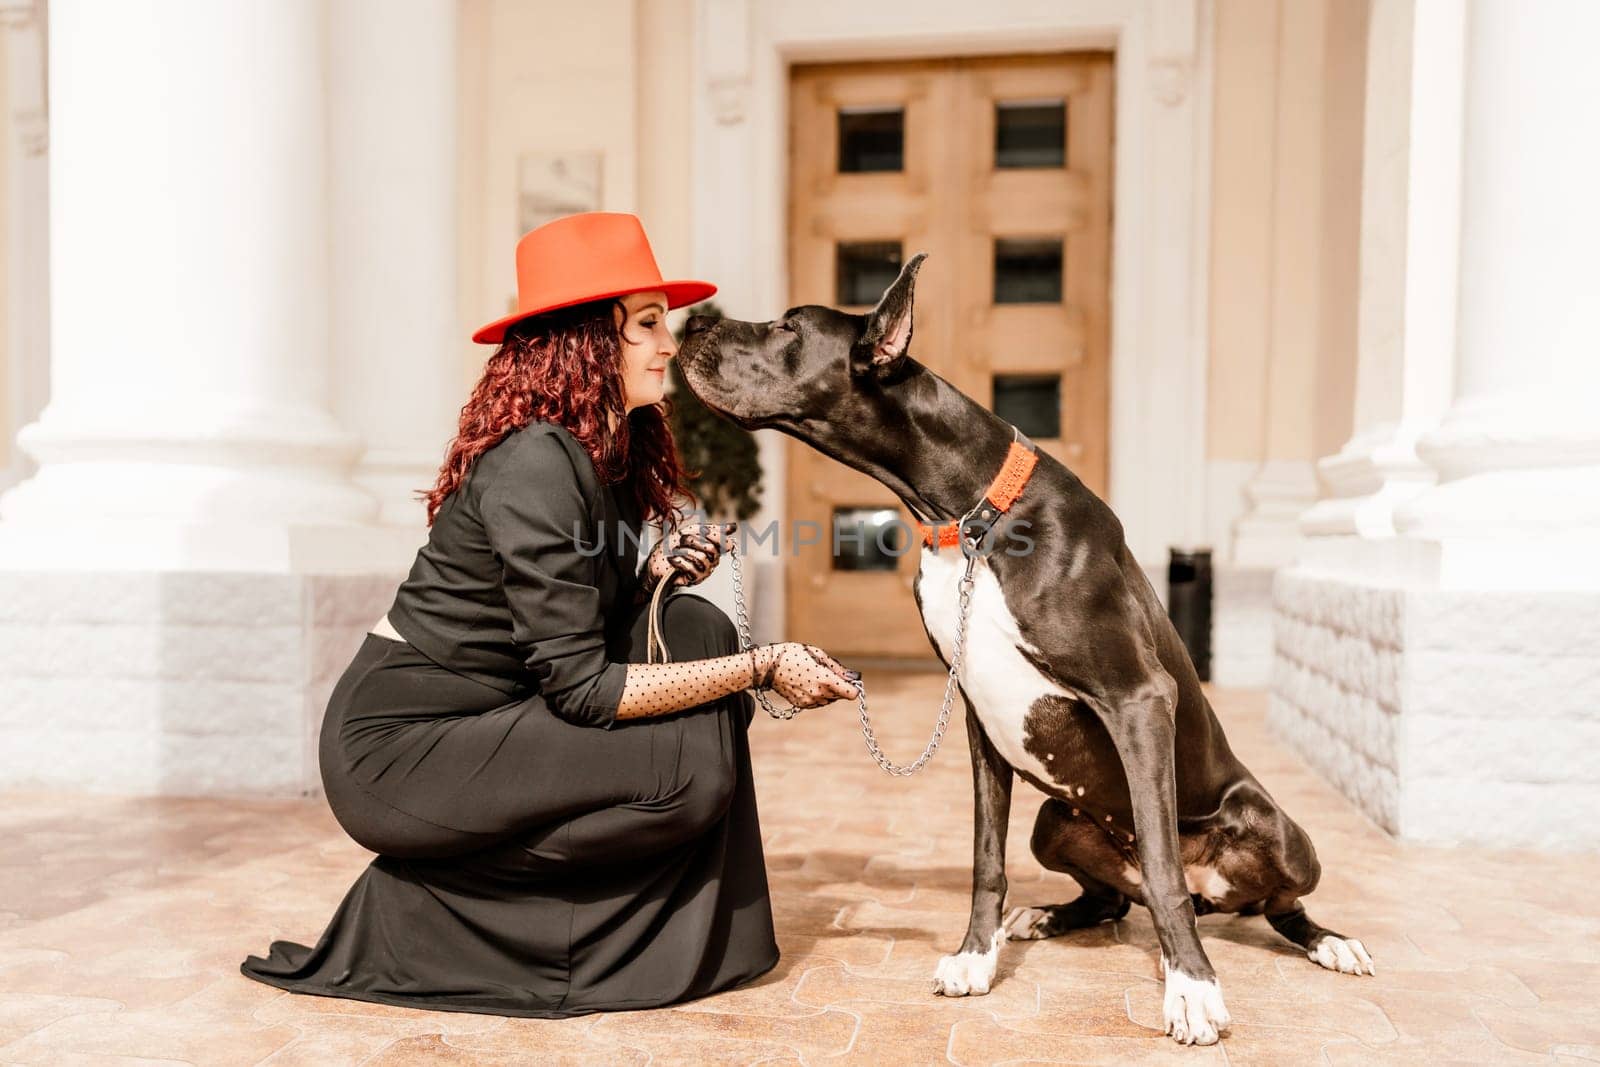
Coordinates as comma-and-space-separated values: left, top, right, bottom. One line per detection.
1167, 547, 1213, 682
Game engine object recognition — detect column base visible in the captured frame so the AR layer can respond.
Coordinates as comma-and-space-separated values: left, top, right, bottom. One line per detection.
0, 518, 427, 574
1395, 465, 1600, 588
1271, 556, 1600, 849
0, 569, 404, 797
1299, 422, 1437, 538
1232, 460, 1319, 568
353, 446, 451, 527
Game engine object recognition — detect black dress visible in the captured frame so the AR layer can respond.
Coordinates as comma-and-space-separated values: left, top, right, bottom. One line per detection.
240, 421, 779, 1017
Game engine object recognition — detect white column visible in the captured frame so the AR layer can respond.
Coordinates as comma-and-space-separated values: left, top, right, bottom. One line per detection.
1275, 0, 1600, 849
1298, 0, 1461, 544
1, 0, 51, 494
1394, 0, 1600, 588
0, 0, 398, 572
329, 0, 459, 528
1231, 0, 1329, 569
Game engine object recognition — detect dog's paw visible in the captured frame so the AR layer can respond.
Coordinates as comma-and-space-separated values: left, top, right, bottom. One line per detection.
1002, 905, 1053, 941
931, 931, 1002, 996
1308, 934, 1375, 976
1161, 959, 1231, 1046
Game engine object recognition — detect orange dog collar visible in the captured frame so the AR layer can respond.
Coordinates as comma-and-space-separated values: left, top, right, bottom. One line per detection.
915, 432, 1039, 549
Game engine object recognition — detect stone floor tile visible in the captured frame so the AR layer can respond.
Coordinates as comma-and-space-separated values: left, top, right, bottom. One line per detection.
413, 1015, 641, 1062
2, 681, 1598, 1062
589, 1003, 859, 1060
947, 1016, 1229, 1065
1476, 1002, 1600, 1058
1123, 982, 1399, 1046
822, 1000, 973, 1064
0, 992, 124, 1049
365, 1030, 649, 1065
0, 1006, 300, 1065
5, 1055, 198, 1066
248, 988, 510, 1036
1497, 959, 1600, 1006
1212, 1026, 1368, 1067
250, 1015, 441, 1066
1322, 1030, 1557, 1065
655, 957, 831, 1019
793, 960, 1043, 1018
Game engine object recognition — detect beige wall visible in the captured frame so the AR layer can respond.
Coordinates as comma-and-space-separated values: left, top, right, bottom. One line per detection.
1313, 0, 1366, 460
456, 0, 695, 389
1, 37, 12, 475
1206, 0, 1365, 465
1207, 0, 1278, 464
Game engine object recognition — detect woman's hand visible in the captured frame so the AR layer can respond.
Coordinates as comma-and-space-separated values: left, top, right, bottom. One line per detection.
750, 642, 861, 709
644, 521, 737, 590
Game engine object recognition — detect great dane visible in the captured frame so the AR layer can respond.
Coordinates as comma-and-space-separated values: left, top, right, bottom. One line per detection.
675, 255, 1372, 1046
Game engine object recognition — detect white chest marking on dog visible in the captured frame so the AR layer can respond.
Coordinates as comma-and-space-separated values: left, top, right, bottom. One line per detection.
932, 928, 1003, 997
917, 549, 1073, 789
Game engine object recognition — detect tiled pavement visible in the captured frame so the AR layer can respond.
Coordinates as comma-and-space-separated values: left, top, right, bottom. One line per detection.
2, 673, 1598, 1064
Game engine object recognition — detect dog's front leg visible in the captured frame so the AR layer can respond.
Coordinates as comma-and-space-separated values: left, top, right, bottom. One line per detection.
1093, 675, 1231, 1045
933, 693, 1013, 997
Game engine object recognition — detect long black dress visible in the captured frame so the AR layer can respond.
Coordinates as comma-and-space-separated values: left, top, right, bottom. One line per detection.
240, 422, 778, 1017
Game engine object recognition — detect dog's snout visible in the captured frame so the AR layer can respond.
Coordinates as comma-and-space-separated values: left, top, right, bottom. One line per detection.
685, 315, 717, 335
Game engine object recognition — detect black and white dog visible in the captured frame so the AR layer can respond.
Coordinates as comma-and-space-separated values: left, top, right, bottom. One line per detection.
677, 255, 1373, 1046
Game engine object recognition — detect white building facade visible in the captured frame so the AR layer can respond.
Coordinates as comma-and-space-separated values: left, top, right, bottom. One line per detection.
0, 0, 1594, 850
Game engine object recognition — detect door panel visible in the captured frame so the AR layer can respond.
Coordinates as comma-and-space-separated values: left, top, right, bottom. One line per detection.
787, 53, 1112, 656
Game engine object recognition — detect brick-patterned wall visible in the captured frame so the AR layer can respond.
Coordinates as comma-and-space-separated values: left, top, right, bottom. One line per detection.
1271, 566, 1600, 849
1271, 569, 1404, 832
0, 571, 401, 797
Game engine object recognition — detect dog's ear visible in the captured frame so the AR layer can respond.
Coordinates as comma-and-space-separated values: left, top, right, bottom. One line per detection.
854, 252, 927, 376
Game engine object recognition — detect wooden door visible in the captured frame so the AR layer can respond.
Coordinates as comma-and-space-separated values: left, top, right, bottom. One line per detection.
787, 53, 1113, 656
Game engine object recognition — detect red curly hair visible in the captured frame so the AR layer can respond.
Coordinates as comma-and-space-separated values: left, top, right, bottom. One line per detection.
419, 298, 694, 529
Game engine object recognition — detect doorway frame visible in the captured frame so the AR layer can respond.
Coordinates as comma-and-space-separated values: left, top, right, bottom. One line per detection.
688, 0, 1214, 641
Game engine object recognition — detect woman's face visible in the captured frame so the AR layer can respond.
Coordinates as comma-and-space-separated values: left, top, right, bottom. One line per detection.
614, 290, 676, 412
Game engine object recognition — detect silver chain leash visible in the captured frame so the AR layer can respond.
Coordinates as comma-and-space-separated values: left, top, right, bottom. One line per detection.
727, 536, 977, 776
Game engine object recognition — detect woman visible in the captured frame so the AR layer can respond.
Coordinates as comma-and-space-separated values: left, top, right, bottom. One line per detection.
240, 212, 859, 1018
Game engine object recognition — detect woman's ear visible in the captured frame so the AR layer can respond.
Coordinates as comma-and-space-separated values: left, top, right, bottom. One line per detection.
854, 253, 928, 376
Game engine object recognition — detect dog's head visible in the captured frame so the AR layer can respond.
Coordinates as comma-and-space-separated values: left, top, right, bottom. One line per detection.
675, 254, 929, 457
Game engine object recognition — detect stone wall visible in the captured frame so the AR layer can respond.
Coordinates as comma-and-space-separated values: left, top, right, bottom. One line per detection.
0, 571, 400, 797
1272, 566, 1600, 849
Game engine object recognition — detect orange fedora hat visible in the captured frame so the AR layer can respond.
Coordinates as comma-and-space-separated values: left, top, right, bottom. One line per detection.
472, 212, 717, 344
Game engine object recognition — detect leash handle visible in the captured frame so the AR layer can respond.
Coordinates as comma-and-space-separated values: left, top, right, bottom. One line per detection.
646, 520, 736, 664
645, 569, 673, 664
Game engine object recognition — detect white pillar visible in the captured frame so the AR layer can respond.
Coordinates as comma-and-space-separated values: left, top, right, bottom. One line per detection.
0, 0, 407, 573
1274, 0, 1600, 849
1, 0, 51, 495
1393, 0, 1600, 587
329, 0, 459, 528
1231, 0, 1330, 570
0, 0, 419, 798
1298, 0, 1461, 545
